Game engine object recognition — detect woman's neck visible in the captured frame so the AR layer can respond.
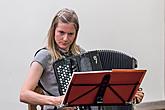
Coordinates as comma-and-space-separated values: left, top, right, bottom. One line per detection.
58, 48, 69, 53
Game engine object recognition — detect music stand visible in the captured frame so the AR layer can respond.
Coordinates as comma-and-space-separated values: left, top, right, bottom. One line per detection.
61, 69, 146, 107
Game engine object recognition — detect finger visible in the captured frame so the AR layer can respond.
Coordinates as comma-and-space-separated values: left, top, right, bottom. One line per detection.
132, 97, 137, 104
135, 91, 144, 98
134, 94, 144, 104
136, 93, 144, 103
135, 97, 142, 104
135, 94, 144, 100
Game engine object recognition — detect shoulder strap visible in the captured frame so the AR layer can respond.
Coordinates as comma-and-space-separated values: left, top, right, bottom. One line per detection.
34, 47, 55, 96
34, 47, 47, 57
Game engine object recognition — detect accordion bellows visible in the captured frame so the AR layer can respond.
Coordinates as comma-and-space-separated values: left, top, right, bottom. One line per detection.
53, 50, 137, 95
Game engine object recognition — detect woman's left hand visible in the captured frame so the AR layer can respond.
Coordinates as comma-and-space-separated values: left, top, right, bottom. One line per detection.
133, 88, 144, 104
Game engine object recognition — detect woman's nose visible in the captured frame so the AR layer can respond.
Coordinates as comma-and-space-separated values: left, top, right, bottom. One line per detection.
63, 34, 69, 41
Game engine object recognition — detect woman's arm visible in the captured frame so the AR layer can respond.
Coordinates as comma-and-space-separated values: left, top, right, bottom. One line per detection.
19, 62, 63, 106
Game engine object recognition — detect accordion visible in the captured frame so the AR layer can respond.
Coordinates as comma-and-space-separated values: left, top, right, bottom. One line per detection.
53, 50, 137, 95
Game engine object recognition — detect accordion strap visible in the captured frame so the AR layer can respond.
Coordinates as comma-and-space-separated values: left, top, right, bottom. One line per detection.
38, 81, 54, 96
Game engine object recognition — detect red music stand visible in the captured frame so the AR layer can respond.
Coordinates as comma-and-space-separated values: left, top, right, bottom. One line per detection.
61, 69, 146, 107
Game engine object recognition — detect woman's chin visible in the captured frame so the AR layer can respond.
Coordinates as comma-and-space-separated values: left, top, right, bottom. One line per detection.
59, 46, 69, 51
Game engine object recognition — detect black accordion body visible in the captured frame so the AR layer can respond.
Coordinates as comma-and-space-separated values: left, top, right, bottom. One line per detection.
53, 50, 137, 95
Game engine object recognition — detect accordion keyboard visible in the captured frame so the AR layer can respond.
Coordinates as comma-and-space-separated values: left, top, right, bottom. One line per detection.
55, 59, 73, 95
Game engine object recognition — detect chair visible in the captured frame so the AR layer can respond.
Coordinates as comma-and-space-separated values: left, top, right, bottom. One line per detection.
28, 86, 44, 110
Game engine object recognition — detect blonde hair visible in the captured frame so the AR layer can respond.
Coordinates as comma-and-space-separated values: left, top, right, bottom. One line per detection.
47, 8, 80, 60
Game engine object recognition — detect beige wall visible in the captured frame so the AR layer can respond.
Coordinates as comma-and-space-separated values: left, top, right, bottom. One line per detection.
0, 0, 164, 109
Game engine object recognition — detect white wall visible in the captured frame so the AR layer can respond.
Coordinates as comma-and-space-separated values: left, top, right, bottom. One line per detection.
0, 0, 164, 109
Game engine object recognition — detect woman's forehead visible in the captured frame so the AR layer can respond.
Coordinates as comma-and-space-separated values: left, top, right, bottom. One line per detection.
56, 22, 76, 32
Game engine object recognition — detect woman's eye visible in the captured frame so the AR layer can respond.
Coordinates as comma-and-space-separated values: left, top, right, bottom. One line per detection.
68, 33, 74, 36
59, 31, 65, 35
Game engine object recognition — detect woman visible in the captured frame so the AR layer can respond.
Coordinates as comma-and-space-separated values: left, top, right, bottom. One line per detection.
20, 8, 82, 110
20, 8, 144, 110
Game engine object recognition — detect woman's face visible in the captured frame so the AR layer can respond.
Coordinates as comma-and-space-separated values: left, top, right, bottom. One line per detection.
55, 21, 76, 51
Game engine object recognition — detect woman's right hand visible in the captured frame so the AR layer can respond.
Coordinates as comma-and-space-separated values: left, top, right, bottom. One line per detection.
55, 95, 76, 110
52, 95, 64, 106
